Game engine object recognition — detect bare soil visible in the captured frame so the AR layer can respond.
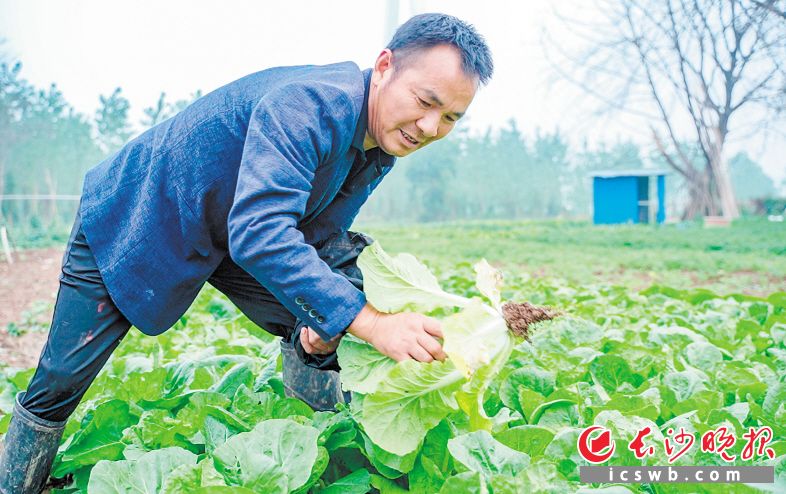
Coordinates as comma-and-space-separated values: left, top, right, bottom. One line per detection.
502, 302, 561, 340
0, 248, 63, 369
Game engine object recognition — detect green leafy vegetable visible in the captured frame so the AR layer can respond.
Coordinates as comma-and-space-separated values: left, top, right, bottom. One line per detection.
340, 242, 513, 456
87, 447, 196, 493
212, 419, 319, 492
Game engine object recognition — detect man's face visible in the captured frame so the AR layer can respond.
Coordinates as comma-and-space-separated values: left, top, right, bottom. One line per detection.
365, 44, 478, 157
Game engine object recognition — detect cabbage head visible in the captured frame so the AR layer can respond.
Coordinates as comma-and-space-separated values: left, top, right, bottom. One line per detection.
337, 242, 514, 456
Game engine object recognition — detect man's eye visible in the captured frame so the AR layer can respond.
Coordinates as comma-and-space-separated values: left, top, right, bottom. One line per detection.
417, 97, 431, 108
444, 115, 456, 123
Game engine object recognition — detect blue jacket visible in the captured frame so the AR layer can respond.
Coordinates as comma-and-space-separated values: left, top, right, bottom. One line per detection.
79, 62, 395, 340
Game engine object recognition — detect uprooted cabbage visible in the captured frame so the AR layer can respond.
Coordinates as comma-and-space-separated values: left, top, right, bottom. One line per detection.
337, 242, 516, 457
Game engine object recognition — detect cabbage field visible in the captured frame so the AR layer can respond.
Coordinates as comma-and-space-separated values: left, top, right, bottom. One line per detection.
0, 219, 785, 493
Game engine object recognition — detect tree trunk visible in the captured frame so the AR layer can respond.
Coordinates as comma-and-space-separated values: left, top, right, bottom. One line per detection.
708, 129, 740, 219
682, 169, 714, 220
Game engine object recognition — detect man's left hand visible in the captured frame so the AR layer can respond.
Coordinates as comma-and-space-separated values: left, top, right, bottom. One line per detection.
300, 327, 343, 355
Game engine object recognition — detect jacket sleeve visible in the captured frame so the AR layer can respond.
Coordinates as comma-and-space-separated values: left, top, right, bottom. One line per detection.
227, 81, 365, 341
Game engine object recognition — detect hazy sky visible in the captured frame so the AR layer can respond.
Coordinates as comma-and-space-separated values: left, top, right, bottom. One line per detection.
1, 0, 783, 184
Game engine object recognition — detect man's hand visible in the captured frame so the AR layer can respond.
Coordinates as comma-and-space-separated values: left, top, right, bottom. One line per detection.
348, 304, 446, 363
300, 326, 343, 355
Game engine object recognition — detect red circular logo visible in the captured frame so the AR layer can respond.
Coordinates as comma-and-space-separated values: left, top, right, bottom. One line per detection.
577, 426, 615, 464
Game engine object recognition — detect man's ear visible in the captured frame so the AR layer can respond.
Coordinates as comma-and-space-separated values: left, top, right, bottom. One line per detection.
372, 49, 394, 85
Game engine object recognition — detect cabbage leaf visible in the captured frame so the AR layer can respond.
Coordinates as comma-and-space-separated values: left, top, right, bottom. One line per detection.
339, 242, 513, 456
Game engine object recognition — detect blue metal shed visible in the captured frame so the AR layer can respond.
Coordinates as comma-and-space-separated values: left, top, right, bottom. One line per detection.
590, 169, 668, 225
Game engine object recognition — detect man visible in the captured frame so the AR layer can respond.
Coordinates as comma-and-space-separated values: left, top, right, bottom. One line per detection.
0, 12, 492, 493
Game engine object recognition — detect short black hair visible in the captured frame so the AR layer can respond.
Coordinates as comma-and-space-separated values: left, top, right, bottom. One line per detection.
387, 13, 494, 86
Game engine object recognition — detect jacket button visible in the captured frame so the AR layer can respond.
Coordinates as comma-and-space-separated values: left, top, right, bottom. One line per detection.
295, 297, 305, 305
316, 315, 325, 324
302, 304, 311, 312
308, 309, 318, 318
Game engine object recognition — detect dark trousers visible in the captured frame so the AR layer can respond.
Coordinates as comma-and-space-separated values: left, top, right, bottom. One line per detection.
20, 210, 369, 422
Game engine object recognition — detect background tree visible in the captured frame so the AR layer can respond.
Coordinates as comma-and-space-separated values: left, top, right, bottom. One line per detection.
531, 130, 569, 217
728, 151, 777, 202
141, 92, 168, 128
95, 87, 131, 155
550, 0, 786, 219
405, 137, 458, 222
0, 61, 32, 214
1, 59, 101, 229
141, 90, 203, 128
362, 122, 578, 222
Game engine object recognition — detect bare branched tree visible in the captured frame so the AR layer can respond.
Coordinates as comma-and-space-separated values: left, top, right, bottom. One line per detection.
549, 0, 786, 219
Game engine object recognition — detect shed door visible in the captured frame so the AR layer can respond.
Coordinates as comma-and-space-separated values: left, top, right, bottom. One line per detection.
637, 176, 649, 223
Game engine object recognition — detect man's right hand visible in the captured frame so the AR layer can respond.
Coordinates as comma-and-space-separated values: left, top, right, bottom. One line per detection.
348, 304, 446, 362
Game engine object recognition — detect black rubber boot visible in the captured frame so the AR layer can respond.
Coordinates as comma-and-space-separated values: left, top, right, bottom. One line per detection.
280, 341, 350, 411
0, 392, 67, 494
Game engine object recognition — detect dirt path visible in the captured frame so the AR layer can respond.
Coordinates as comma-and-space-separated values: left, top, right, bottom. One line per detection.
0, 248, 64, 368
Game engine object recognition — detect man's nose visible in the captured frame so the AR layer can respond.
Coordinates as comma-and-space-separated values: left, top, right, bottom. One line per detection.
417, 112, 440, 138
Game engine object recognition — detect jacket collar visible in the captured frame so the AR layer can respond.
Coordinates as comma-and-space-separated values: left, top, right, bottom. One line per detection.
351, 69, 395, 168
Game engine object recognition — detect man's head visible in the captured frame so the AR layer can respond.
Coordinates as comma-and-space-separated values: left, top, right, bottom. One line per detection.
365, 13, 493, 157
